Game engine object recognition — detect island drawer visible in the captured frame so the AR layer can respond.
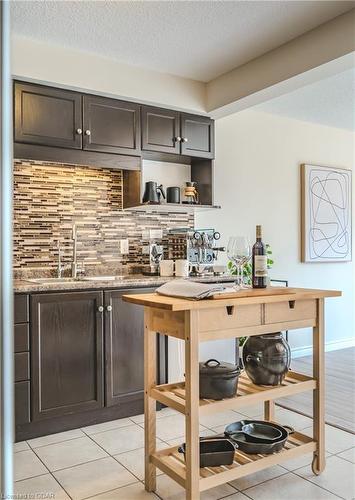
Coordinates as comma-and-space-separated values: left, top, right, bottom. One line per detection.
15, 324, 29, 352
14, 294, 29, 324
198, 304, 262, 332
15, 352, 30, 382
264, 299, 317, 324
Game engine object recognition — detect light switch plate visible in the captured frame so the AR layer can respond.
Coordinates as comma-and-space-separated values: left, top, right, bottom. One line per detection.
119, 239, 129, 254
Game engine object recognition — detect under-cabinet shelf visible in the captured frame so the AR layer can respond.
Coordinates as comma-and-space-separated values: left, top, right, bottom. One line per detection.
125, 203, 221, 213
151, 430, 316, 491
150, 370, 316, 415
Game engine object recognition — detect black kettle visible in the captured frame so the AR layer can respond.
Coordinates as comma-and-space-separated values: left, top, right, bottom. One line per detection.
142, 181, 166, 204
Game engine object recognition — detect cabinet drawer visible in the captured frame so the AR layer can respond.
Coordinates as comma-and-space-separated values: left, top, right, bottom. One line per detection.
15, 381, 30, 425
15, 324, 29, 352
199, 304, 262, 332
15, 295, 29, 324
15, 352, 30, 382
264, 300, 317, 324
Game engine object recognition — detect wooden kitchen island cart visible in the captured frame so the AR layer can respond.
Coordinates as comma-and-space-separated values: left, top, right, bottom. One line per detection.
123, 287, 341, 499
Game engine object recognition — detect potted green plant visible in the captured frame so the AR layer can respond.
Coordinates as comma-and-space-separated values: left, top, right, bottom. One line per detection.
227, 244, 274, 347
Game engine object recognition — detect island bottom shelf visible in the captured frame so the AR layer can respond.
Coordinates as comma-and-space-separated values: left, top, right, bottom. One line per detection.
151, 430, 316, 492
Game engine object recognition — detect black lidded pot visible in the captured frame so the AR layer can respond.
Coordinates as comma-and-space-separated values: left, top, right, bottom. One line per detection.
242, 332, 291, 386
199, 359, 242, 400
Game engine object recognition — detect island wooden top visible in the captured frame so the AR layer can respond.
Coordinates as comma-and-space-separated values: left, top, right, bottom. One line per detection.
122, 287, 341, 311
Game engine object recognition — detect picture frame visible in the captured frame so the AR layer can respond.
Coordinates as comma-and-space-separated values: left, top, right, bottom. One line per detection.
301, 164, 352, 263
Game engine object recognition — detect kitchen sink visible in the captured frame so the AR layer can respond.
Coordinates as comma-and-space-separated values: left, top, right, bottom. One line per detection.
26, 277, 87, 284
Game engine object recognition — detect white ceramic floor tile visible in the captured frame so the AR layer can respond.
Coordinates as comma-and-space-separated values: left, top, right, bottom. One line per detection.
337, 447, 355, 464
35, 436, 108, 472
275, 407, 313, 430
302, 425, 355, 454
82, 417, 134, 436
90, 424, 145, 455
114, 444, 165, 480
296, 455, 355, 499
13, 441, 30, 453
28, 428, 85, 449
15, 473, 70, 500
223, 493, 252, 500
200, 410, 246, 429
131, 408, 178, 424
165, 428, 217, 447
88, 482, 159, 499
14, 450, 48, 482
154, 414, 208, 441
54, 457, 136, 500
229, 465, 287, 491
281, 451, 330, 472
244, 472, 339, 500
156, 474, 237, 499
237, 404, 263, 418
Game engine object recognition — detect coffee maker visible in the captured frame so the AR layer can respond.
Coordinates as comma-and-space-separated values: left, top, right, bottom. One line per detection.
142, 229, 164, 276
167, 228, 225, 276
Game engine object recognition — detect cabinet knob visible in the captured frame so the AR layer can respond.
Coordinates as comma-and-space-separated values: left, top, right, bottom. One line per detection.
106, 305, 112, 312
97, 305, 104, 313
174, 136, 182, 142
181, 137, 188, 143
76, 128, 82, 135
85, 130, 91, 136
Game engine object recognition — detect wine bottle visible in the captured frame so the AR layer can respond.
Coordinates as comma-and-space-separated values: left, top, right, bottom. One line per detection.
252, 225, 268, 288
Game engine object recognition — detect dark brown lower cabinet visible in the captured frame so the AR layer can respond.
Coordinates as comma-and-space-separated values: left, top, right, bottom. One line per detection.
104, 288, 167, 409
31, 291, 104, 420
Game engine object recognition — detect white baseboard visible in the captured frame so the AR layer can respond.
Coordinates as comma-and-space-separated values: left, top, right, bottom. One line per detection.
291, 338, 355, 358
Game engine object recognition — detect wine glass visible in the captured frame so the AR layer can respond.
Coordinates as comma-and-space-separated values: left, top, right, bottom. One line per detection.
234, 236, 252, 288
227, 237, 242, 287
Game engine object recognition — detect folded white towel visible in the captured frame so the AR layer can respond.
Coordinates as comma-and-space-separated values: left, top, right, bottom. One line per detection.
156, 279, 227, 300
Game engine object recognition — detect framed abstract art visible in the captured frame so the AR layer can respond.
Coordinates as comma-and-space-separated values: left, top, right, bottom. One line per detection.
301, 164, 352, 263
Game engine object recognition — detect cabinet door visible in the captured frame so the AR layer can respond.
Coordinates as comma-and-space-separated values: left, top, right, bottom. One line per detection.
83, 95, 140, 155
14, 82, 82, 149
181, 113, 214, 159
141, 106, 180, 154
31, 291, 104, 420
104, 288, 167, 408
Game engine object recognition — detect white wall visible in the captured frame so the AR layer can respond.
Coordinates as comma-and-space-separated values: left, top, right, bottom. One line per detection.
11, 35, 206, 113
196, 109, 354, 358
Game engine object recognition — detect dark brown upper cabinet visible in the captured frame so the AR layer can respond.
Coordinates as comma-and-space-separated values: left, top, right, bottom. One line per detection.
141, 106, 181, 154
181, 113, 214, 159
31, 291, 104, 420
14, 82, 82, 149
83, 95, 140, 155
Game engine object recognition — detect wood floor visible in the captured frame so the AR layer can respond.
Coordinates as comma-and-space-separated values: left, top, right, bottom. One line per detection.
278, 347, 355, 434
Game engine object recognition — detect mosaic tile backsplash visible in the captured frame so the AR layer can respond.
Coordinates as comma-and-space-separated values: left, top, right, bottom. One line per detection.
13, 160, 194, 274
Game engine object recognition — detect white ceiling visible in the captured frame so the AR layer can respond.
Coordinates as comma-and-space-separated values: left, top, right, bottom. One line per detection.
255, 68, 355, 131
10, 0, 355, 82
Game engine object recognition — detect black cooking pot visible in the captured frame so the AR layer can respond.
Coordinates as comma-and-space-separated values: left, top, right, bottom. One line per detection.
242, 332, 291, 386
199, 359, 242, 400
178, 436, 237, 467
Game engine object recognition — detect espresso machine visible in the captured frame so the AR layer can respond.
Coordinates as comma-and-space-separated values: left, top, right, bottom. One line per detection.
167, 228, 225, 276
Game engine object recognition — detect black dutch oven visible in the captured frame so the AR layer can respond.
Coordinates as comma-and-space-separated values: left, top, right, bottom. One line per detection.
242, 332, 291, 386
199, 359, 242, 400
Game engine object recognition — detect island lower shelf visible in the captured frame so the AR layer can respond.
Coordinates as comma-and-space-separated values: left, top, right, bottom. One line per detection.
150, 370, 316, 415
152, 430, 316, 491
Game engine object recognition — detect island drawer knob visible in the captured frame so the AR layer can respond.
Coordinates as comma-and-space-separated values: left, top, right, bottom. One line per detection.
97, 305, 104, 313
106, 305, 112, 312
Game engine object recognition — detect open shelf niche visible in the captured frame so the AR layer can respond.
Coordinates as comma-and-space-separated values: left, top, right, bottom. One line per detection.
122, 156, 219, 211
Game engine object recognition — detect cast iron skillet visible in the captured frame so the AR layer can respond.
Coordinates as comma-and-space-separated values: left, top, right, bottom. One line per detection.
224, 420, 294, 454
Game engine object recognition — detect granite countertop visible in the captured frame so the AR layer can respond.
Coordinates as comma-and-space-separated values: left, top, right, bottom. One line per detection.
14, 274, 236, 293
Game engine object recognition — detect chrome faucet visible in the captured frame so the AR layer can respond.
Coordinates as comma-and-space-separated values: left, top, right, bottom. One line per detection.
71, 223, 78, 278
56, 240, 63, 278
